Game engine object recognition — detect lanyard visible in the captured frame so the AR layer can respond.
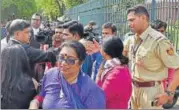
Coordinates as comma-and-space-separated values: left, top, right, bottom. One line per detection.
131, 38, 143, 73
132, 39, 143, 57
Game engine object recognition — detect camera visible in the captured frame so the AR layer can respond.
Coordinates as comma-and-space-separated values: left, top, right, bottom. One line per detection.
84, 27, 100, 43
35, 30, 55, 46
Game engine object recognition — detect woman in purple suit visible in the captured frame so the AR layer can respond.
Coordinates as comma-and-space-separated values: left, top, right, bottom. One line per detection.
29, 41, 105, 109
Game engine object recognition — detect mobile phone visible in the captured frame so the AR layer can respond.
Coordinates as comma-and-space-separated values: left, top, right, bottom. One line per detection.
151, 100, 158, 106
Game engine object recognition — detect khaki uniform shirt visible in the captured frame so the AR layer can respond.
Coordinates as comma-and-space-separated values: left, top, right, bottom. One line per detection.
124, 26, 179, 81
123, 35, 133, 72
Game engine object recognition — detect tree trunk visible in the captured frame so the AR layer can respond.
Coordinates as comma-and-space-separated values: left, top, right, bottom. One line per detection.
55, 0, 65, 16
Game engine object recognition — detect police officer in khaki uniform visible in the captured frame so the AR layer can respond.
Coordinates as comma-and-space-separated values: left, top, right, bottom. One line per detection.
124, 5, 179, 109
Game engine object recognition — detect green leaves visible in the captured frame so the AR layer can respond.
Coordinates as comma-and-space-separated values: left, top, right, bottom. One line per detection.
1, 0, 87, 21
62, 0, 87, 9
35, 0, 87, 20
2, 0, 37, 20
2, 0, 13, 9
35, 0, 64, 20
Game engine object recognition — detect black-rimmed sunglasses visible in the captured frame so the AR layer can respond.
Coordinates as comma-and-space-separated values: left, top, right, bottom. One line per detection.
57, 55, 78, 65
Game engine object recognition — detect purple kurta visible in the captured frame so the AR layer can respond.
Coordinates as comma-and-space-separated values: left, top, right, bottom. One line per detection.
39, 67, 106, 109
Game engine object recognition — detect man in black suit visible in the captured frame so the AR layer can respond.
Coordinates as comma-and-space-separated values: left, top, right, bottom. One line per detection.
7, 19, 58, 82
29, 13, 47, 82
29, 13, 42, 49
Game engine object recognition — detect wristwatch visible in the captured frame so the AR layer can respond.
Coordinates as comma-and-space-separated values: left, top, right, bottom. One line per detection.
165, 90, 175, 96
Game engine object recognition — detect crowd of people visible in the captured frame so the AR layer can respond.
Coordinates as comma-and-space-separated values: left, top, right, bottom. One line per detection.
1, 4, 179, 109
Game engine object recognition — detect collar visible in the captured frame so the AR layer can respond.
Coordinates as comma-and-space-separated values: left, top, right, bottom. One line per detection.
32, 28, 40, 31
71, 77, 78, 84
101, 58, 121, 81
139, 26, 152, 41
32, 28, 40, 34
11, 38, 23, 44
104, 58, 121, 69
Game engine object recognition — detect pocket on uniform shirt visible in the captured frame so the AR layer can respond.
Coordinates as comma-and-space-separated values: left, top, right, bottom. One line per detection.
136, 50, 154, 68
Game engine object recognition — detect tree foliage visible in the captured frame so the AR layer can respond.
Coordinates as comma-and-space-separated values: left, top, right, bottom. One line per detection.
2, 0, 37, 20
2, 0, 13, 9
35, 0, 87, 20
137, 0, 145, 3
35, 0, 63, 21
62, 0, 87, 9
1, 0, 88, 21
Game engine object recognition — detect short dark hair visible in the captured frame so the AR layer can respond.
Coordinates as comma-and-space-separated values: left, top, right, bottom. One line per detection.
102, 22, 117, 33
31, 13, 42, 20
151, 19, 167, 30
63, 20, 84, 39
5, 21, 12, 42
8, 19, 30, 36
60, 40, 86, 63
56, 25, 63, 29
102, 36, 128, 65
89, 20, 96, 25
127, 5, 149, 20
63, 20, 79, 27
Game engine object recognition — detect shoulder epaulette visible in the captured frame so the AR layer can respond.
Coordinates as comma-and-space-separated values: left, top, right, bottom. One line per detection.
149, 29, 167, 42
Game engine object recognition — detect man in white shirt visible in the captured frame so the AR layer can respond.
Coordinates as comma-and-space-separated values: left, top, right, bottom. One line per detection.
1, 38, 8, 52
1, 21, 11, 52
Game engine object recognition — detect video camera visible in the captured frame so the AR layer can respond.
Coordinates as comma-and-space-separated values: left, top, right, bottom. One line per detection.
35, 29, 55, 46
84, 27, 100, 43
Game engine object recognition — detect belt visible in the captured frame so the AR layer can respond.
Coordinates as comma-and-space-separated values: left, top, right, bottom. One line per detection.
132, 80, 161, 87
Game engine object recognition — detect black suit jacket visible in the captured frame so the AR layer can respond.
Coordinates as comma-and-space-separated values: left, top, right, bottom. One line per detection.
29, 28, 41, 49
8, 39, 57, 79
1, 74, 37, 109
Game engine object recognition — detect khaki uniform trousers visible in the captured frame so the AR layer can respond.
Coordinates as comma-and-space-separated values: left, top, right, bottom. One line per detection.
131, 82, 164, 109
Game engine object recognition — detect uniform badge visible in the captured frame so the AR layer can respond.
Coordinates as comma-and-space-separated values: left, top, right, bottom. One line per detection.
167, 47, 174, 56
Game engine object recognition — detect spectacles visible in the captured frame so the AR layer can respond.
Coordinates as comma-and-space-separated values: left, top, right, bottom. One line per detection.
32, 18, 40, 21
57, 55, 79, 65
55, 31, 63, 34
